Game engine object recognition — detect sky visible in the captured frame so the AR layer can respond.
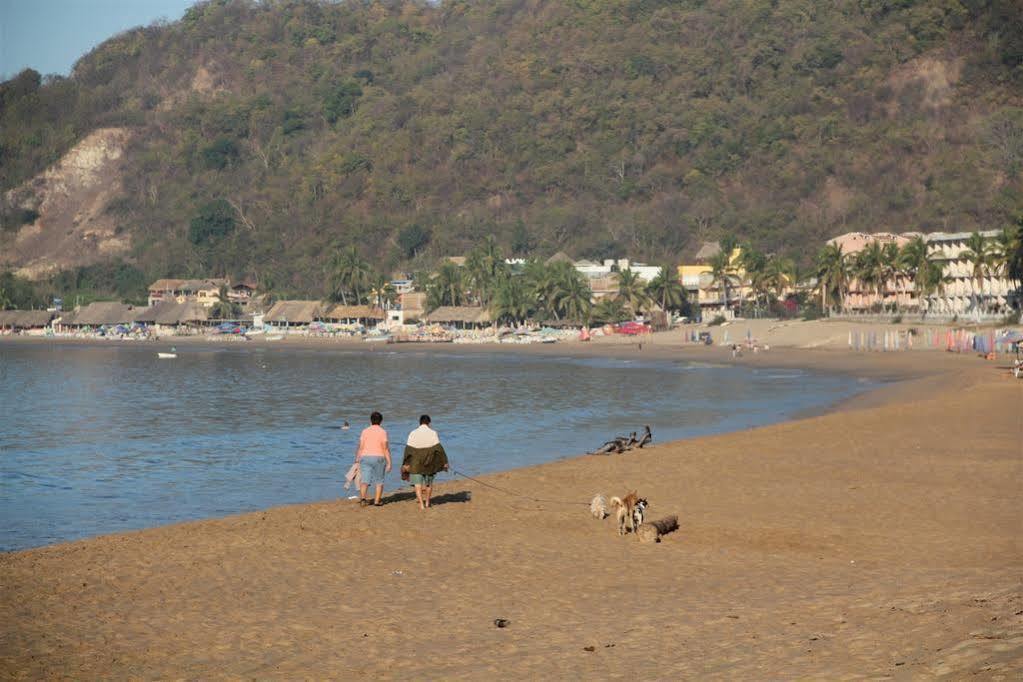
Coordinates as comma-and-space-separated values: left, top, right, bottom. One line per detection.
1, 0, 196, 79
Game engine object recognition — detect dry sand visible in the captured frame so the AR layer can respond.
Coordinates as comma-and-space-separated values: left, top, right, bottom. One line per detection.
1, 335, 1021, 679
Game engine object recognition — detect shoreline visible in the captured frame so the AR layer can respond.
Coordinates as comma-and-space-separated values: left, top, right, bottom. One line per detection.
2, 329, 1020, 677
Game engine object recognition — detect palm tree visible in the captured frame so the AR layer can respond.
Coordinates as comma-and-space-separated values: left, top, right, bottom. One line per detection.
210, 284, 240, 320
854, 242, 887, 312
898, 236, 933, 313
329, 246, 372, 304
1004, 217, 1023, 285
616, 267, 649, 315
529, 264, 563, 320
370, 273, 397, 309
490, 275, 532, 325
427, 262, 464, 310
706, 250, 734, 316
961, 231, 996, 315
738, 246, 766, 313
760, 255, 794, 314
465, 236, 506, 306
881, 242, 902, 312
646, 266, 685, 313
592, 296, 629, 324
916, 259, 952, 317
816, 243, 847, 315
559, 274, 593, 324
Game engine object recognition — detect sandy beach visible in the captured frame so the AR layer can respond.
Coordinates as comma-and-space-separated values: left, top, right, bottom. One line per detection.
1, 327, 1021, 679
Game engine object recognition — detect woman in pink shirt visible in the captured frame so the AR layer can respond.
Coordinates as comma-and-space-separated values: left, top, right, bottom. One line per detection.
356, 411, 392, 506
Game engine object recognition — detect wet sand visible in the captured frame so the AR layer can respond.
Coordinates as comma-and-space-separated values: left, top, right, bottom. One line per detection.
1, 337, 1021, 678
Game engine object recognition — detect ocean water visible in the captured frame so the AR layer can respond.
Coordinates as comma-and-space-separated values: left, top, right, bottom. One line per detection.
0, 343, 870, 550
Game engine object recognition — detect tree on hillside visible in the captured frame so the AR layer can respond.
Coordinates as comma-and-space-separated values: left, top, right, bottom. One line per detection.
397, 225, 431, 260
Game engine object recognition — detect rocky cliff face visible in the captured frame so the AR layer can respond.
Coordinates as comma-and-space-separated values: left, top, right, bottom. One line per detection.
2, 128, 133, 279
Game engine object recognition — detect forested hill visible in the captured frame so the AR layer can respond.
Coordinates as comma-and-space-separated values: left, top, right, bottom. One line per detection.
2, 0, 1021, 296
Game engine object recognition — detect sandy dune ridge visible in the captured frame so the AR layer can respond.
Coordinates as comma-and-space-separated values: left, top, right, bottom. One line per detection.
1, 341, 1021, 679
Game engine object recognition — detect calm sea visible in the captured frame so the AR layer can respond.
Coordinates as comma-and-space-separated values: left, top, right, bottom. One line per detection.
0, 343, 870, 550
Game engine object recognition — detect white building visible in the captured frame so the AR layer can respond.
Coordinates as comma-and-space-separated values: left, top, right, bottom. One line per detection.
572, 258, 661, 283
923, 230, 1016, 317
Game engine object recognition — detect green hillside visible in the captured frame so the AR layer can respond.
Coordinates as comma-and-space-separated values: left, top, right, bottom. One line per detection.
1, 0, 1021, 298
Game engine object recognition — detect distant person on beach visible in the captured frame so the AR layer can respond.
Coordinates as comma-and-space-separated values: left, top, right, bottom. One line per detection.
402, 415, 449, 510
356, 411, 391, 507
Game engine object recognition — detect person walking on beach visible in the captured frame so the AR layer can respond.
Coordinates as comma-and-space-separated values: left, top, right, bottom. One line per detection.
357, 411, 391, 507
401, 415, 448, 510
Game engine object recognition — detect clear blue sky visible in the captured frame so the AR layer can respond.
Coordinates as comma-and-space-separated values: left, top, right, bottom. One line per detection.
1, 0, 196, 79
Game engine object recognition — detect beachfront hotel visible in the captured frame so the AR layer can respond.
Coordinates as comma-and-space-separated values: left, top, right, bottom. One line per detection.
826, 230, 1019, 318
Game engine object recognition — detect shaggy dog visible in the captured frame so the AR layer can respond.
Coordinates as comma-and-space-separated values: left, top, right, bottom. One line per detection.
590, 493, 609, 520
610, 491, 640, 535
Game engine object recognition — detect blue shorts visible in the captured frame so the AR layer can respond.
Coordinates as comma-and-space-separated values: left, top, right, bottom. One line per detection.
360, 456, 386, 486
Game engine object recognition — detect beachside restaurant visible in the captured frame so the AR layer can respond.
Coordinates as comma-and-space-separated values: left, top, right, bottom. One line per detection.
321, 304, 386, 328
263, 301, 324, 330
423, 306, 492, 330
0, 310, 55, 334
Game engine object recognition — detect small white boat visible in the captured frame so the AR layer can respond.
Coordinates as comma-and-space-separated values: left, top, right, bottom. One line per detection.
157, 352, 177, 359
265, 334, 284, 341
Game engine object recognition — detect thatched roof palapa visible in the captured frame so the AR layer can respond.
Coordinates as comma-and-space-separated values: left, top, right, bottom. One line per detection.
423, 306, 491, 325
149, 301, 208, 325
61, 302, 136, 326
0, 310, 55, 328
264, 300, 324, 324
322, 305, 386, 321
545, 251, 574, 265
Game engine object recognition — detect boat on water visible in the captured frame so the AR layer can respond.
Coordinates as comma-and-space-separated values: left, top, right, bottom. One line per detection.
265, 334, 284, 341
157, 352, 177, 359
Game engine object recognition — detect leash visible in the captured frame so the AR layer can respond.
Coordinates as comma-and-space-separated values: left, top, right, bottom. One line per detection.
448, 468, 590, 507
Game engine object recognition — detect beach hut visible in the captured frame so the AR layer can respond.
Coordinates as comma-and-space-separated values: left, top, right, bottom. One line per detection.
149, 301, 209, 330
0, 310, 55, 332
322, 304, 386, 327
59, 302, 137, 329
423, 306, 492, 329
263, 301, 324, 329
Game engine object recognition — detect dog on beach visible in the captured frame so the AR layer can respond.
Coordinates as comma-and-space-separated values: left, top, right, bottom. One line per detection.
590, 494, 608, 519
632, 497, 648, 530
609, 491, 647, 535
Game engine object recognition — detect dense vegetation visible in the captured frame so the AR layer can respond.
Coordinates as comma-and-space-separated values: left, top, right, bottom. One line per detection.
2, 0, 1022, 300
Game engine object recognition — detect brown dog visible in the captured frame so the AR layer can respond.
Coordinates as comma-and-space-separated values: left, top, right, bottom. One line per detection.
609, 491, 639, 535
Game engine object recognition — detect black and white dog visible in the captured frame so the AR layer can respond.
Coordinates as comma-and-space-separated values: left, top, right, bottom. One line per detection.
631, 498, 649, 530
